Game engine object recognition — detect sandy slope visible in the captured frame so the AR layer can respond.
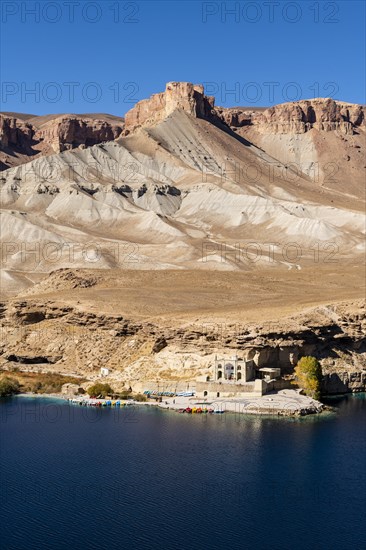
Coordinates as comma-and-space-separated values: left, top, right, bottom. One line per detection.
0, 109, 365, 298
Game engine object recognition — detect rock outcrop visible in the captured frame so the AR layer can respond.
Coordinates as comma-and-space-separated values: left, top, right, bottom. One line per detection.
123, 83, 364, 137
124, 81, 215, 134
0, 291, 364, 395
35, 116, 123, 153
2, 84, 364, 170
0, 115, 34, 150
0, 113, 124, 170
321, 370, 366, 394
217, 98, 365, 135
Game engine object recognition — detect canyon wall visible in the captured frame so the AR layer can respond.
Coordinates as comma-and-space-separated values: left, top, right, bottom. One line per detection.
0, 116, 34, 150
2, 83, 365, 169
1, 283, 364, 395
35, 116, 123, 153
0, 114, 124, 169
217, 98, 365, 135
123, 83, 365, 136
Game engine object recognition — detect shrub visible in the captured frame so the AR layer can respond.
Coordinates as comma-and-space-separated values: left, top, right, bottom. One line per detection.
87, 382, 113, 398
294, 356, 322, 399
118, 391, 132, 400
0, 376, 20, 397
133, 393, 147, 402
29, 381, 43, 393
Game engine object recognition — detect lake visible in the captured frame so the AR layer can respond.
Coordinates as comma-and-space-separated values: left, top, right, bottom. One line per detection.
0, 394, 365, 550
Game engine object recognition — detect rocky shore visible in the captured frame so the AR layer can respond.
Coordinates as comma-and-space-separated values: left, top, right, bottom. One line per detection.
155, 389, 324, 417
1, 291, 365, 398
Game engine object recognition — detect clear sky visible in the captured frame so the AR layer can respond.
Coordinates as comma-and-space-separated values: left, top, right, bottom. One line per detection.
0, 0, 365, 115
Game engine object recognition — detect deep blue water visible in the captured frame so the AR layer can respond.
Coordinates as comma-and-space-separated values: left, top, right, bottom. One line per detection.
0, 395, 365, 550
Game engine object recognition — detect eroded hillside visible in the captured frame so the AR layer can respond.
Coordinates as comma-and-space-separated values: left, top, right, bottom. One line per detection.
0, 268, 365, 394
0, 83, 365, 390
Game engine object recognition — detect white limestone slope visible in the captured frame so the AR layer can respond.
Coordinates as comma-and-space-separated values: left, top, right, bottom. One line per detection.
1, 110, 364, 290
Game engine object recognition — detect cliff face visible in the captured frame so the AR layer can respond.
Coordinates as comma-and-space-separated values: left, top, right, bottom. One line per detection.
217, 98, 365, 135
2, 84, 364, 169
214, 96, 365, 197
0, 279, 364, 395
124, 81, 215, 134
0, 114, 124, 169
321, 370, 366, 394
123, 83, 365, 137
120, 86, 365, 199
0, 116, 34, 148
36, 116, 123, 153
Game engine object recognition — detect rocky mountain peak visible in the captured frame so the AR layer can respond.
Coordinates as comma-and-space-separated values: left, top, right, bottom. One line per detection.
124, 81, 215, 134
124, 82, 365, 138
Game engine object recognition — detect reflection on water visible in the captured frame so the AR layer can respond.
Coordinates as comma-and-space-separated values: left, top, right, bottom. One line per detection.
0, 394, 365, 550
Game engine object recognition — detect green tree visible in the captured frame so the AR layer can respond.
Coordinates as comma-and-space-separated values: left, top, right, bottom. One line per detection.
0, 376, 20, 397
87, 382, 113, 398
294, 356, 322, 399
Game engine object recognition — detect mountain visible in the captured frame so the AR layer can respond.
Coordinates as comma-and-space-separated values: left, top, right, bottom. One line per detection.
1, 82, 364, 291
0, 82, 364, 390
216, 98, 365, 198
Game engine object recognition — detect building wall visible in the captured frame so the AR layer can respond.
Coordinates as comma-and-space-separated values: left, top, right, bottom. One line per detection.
214, 358, 255, 382
196, 379, 266, 398
265, 378, 292, 392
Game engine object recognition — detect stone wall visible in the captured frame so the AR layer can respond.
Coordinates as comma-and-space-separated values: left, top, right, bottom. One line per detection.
196, 379, 265, 398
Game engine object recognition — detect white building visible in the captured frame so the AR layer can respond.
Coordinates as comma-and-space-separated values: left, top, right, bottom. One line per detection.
213, 355, 255, 383
195, 355, 281, 399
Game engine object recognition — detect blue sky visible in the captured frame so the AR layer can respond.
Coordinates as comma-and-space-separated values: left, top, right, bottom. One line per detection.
0, 0, 365, 115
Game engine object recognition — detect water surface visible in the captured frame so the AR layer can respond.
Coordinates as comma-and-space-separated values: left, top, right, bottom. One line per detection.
0, 395, 365, 549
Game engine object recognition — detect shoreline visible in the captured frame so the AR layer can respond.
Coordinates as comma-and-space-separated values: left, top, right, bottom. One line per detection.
152, 389, 325, 417
12, 389, 326, 417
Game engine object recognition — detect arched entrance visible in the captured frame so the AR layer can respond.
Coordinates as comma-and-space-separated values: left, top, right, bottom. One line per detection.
237, 372, 242, 381
216, 392, 220, 397
217, 370, 222, 379
224, 363, 234, 380
204, 391, 208, 397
